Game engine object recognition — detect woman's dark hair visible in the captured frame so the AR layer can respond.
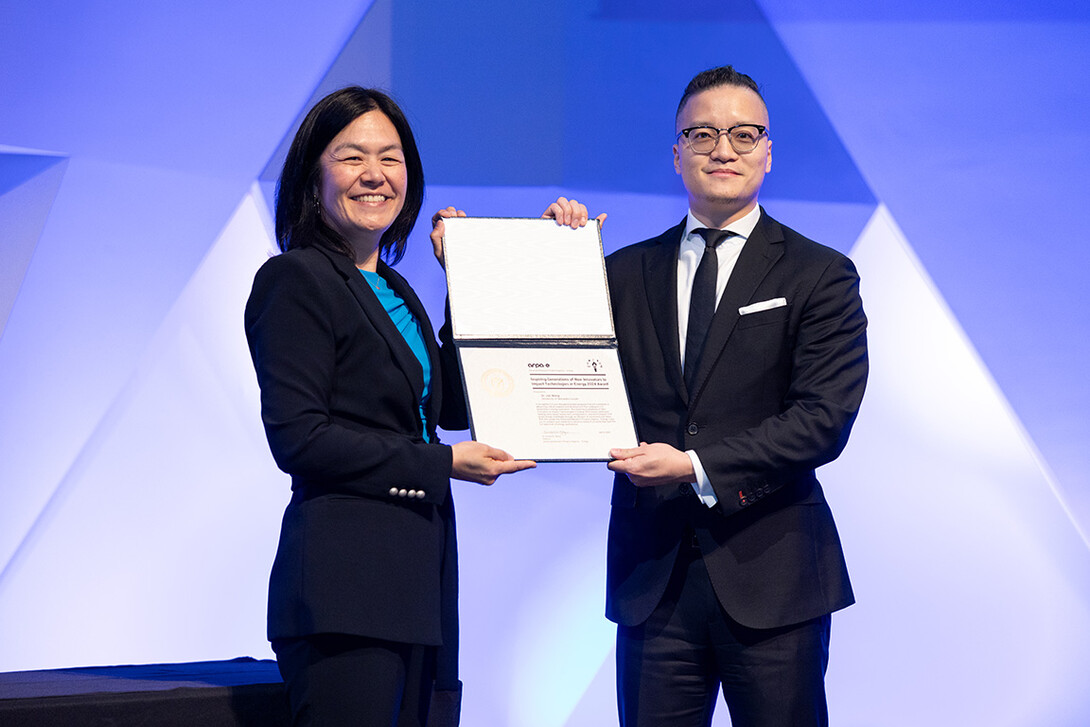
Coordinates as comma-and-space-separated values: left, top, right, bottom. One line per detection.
274, 87, 424, 264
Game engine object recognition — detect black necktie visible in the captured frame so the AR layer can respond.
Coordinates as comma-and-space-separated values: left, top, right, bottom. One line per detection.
684, 228, 732, 392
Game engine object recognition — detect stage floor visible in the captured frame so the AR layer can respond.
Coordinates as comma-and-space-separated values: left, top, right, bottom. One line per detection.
0, 657, 289, 726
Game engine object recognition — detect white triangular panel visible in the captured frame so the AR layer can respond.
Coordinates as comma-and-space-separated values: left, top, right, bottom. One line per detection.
0, 188, 286, 671
825, 205, 1090, 726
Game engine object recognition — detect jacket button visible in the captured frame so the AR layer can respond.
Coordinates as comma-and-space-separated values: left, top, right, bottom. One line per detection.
687, 423, 699, 435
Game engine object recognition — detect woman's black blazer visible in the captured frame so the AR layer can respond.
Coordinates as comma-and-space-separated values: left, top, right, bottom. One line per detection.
245, 243, 465, 647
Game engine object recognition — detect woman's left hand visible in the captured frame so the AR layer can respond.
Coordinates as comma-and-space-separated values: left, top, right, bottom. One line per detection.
430, 206, 467, 268
542, 197, 608, 229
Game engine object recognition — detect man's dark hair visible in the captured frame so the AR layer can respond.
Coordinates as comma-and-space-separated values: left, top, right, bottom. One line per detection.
675, 66, 765, 123
275, 86, 424, 265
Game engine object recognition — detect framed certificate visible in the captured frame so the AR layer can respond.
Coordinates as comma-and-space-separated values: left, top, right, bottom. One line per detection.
443, 217, 638, 461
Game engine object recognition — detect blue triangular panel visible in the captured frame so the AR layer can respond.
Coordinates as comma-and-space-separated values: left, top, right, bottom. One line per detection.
0, 151, 68, 338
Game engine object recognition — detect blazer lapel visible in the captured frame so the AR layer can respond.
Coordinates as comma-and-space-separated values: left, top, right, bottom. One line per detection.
317, 247, 428, 408
688, 210, 784, 399
380, 261, 443, 428
641, 220, 686, 398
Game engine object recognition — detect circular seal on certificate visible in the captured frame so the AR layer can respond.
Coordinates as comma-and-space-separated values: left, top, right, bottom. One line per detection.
480, 368, 515, 397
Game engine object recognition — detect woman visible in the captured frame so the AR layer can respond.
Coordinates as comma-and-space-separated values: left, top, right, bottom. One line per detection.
244, 86, 595, 726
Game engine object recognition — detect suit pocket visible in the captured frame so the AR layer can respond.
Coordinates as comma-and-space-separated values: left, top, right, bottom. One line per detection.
736, 303, 790, 329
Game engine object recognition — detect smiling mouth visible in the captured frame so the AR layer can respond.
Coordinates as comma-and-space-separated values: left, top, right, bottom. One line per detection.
352, 194, 390, 202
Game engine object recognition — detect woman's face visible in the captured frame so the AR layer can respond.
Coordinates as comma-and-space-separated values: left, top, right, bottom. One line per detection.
317, 110, 407, 252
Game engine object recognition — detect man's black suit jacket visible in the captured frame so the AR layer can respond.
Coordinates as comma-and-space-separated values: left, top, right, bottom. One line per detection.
245, 244, 466, 650
605, 209, 868, 630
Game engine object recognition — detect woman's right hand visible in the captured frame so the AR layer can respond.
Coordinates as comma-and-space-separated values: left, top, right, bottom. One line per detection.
450, 441, 536, 485
430, 206, 467, 268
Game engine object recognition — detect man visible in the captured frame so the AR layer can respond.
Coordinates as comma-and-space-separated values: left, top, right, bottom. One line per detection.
605, 65, 868, 726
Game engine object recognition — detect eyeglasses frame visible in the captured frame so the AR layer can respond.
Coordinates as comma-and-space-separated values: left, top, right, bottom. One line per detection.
676, 124, 768, 155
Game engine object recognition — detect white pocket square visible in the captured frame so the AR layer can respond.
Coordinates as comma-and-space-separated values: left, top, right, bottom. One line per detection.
738, 297, 787, 315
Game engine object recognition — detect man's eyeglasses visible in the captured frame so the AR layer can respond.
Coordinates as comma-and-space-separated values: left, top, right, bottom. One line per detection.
676, 124, 767, 155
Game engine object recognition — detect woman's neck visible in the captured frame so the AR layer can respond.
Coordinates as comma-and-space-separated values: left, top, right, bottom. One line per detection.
349, 238, 381, 272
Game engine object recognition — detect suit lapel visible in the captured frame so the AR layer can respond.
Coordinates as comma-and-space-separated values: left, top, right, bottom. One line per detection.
689, 210, 784, 400
317, 247, 428, 409
380, 261, 442, 428
642, 220, 686, 397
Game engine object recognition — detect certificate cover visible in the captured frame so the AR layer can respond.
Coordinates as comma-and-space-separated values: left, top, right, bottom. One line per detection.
442, 217, 638, 461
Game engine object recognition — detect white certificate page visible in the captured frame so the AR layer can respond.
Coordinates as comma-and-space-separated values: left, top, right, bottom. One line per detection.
443, 217, 614, 339
458, 346, 638, 461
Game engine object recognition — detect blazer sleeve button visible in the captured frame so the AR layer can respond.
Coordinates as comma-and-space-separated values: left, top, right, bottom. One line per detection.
687, 423, 699, 435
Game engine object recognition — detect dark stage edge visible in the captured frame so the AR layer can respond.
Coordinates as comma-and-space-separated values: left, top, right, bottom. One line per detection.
0, 657, 290, 726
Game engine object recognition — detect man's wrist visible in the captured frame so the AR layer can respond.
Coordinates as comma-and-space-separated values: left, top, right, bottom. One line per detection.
686, 449, 719, 507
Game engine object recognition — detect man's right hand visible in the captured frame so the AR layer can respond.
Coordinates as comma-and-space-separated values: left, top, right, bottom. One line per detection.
607, 442, 695, 487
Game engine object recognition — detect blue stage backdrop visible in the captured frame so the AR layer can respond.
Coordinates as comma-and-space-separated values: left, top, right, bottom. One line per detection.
2, 1, 1088, 725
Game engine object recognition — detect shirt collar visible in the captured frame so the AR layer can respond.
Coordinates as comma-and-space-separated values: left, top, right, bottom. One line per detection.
683, 204, 762, 242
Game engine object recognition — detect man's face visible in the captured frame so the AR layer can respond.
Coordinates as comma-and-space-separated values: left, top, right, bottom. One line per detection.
673, 84, 771, 227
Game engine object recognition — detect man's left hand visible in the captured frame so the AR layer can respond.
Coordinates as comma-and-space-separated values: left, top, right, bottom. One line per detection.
542, 196, 607, 228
